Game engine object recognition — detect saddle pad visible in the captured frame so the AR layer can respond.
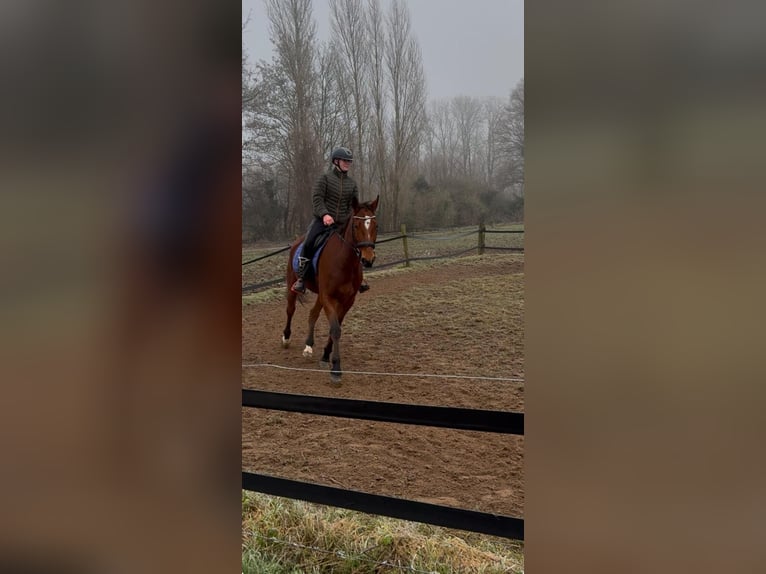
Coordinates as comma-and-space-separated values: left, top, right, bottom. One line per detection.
292, 240, 328, 277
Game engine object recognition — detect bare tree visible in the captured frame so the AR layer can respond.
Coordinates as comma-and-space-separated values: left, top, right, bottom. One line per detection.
496, 78, 524, 196
329, 0, 370, 189
425, 99, 458, 183
483, 96, 505, 185
263, 0, 321, 234
312, 41, 345, 159
242, 18, 258, 168
248, 58, 301, 233
451, 96, 483, 178
385, 0, 426, 229
330, 51, 354, 148
366, 0, 388, 205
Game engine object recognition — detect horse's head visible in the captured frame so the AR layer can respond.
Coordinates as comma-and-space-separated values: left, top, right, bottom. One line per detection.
350, 195, 379, 268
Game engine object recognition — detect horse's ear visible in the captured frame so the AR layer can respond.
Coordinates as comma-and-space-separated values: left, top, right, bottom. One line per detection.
370, 194, 379, 212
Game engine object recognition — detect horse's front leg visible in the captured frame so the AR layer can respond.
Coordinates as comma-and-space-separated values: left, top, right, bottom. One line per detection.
282, 289, 297, 348
321, 335, 332, 365
321, 303, 348, 365
327, 314, 342, 385
324, 301, 349, 385
303, 296, 323, 357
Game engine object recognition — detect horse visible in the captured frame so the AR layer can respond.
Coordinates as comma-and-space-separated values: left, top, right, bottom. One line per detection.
282, 195, 379, 385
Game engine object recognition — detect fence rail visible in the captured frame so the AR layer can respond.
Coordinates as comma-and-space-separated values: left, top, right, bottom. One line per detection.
242, 472, 523, 540
242, 223, 523, 293
242, 245, 290, 266
242, 388, 524, 540
243, 390, 524, 434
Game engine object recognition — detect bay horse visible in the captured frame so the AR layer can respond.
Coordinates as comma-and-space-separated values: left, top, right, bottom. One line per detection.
282, 195, 379, 384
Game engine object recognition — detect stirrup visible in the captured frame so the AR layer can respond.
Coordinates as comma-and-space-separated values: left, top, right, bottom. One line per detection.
291, 279, 306, 294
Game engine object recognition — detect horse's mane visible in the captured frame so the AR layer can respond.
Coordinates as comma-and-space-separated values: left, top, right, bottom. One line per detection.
338, 213, 353, 241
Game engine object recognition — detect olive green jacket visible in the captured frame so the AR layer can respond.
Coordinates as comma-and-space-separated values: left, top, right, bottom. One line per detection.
312, 166, 359, 226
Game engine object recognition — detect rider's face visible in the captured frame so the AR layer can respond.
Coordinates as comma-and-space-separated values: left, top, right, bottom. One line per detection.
337, 159, 352, 172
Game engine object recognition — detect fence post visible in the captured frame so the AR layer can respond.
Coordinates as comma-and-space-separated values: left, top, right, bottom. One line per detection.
478, 223, 486, 255
400, 223, 410, 267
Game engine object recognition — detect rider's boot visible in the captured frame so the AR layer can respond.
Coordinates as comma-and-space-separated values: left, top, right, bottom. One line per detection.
291, 257, 310, 294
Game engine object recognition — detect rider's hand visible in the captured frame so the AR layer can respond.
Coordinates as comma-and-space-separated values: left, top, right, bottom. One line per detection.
323, 214, 334, 226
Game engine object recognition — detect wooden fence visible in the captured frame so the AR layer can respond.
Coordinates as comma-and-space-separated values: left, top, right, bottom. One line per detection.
242, 224, 523, 294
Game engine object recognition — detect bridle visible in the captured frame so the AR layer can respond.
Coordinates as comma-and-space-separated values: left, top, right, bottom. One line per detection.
352, 214, 377, 249
335, 213, 376, 258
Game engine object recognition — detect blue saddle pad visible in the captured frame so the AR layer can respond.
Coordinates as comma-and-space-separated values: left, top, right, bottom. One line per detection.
292, 241, 328, 277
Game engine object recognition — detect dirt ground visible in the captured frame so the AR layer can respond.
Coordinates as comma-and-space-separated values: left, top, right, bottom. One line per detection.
242, 254, 524, 518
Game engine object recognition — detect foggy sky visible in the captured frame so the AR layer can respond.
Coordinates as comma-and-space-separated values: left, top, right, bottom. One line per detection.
242, 0, 523, 101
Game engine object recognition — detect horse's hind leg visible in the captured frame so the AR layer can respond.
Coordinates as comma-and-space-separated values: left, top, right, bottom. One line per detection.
282, 289, 297, 348
282, 245, 301, 348
303, 295, 323, 357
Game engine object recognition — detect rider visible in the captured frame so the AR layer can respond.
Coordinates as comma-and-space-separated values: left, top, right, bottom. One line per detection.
291, 146, 370, 294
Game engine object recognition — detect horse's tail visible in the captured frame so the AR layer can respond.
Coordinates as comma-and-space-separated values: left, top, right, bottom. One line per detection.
284, 274, 308, 306
287, 289, 308, 306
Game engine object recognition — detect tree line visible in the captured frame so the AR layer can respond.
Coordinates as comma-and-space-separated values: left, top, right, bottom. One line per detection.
243, 0, 523, 242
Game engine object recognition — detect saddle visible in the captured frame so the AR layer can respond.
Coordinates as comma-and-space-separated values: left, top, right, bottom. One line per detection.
292, 227, 334, 278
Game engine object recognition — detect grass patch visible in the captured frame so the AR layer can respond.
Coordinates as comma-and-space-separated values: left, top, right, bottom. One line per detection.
242, 492, 523, 573
243, 287, 285, 306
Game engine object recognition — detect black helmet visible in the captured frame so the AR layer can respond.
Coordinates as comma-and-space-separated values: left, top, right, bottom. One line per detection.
331, 147, 353, 162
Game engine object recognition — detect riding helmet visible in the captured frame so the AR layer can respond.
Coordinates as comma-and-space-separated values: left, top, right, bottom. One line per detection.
331, 147, 353, 162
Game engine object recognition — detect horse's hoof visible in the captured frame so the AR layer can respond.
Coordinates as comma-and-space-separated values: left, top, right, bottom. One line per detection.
302, 345, 313, 357
319, 357, 330, 366
281, 337, 290, 349
329, 372, 342, 386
